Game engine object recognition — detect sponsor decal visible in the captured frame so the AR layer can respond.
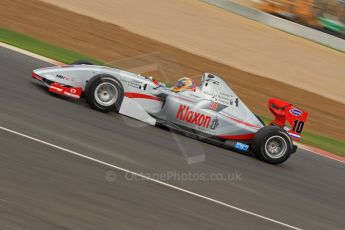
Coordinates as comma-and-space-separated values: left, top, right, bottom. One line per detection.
49, 83, 82, 99
209, 101, 219, 111
235, 142, 249, 151
229, 97, 239, 107
210, 92, 239, 107
206, 78, 219, 85
127, 79, 147, 90
210, 117, 219, 130
138, 84, 147, 90
288, 132, 301, 139
56, 74, 73, 81
289, 108, 302, 116
176, 105, 211, 128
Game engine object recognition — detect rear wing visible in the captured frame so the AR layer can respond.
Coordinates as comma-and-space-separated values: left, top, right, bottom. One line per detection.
268, 98, 308, 141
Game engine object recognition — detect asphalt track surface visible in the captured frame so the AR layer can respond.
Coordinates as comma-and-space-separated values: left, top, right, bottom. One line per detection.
0, 47, 344, 230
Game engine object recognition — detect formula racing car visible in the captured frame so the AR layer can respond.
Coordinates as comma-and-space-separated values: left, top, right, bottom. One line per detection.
32, 60, 308, 164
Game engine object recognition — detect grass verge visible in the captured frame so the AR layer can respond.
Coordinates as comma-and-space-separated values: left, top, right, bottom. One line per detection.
259, 116, 345, 157
0, 28, 102, 64
1, 27, 344, 157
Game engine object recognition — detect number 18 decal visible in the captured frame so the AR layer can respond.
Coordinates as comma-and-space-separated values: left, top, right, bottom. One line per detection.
292, 120, 304, 133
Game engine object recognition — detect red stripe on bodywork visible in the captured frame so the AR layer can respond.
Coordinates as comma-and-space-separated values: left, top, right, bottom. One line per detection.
218, 133, 255, 140
124, 92, 161, 101
221, 113, 260, 129
32, 72, 43, 81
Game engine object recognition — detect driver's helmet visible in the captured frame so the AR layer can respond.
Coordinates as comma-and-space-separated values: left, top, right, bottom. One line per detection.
172, 77, 196, 92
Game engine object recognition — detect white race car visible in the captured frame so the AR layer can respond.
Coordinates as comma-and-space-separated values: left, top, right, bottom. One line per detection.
32, 60, 308, 164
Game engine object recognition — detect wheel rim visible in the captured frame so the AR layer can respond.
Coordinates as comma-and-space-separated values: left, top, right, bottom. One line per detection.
264, 135, 287, 159
94, 82, 118, 107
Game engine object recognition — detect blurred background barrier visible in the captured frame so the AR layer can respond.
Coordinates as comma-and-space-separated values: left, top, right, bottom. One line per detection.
257, 0, 345, 37
201, 0, 345, 52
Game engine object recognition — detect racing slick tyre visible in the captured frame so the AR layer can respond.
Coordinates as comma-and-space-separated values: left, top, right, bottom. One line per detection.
252, 126, 292, 164
71, 60, 94, 65
85, 74, 123, 112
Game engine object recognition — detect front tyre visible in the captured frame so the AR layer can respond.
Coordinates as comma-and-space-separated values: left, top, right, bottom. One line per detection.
253, 126, 292, 164
85, 75, 123, 112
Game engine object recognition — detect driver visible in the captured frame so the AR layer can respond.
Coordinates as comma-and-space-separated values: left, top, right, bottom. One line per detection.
172, 77, 196, 92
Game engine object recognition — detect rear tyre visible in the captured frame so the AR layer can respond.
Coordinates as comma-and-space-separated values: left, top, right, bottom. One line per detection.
85, 75, 123, 112
252, 126, 292, 164
71, 60, 94, 65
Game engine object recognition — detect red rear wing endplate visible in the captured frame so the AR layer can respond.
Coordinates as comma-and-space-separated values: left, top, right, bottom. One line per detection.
268, 98, 308, 140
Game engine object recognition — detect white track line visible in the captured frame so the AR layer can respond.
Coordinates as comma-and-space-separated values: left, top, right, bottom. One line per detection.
0, 125, 302, 230
0, 42, 63, 65
297, 143, 345, 164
